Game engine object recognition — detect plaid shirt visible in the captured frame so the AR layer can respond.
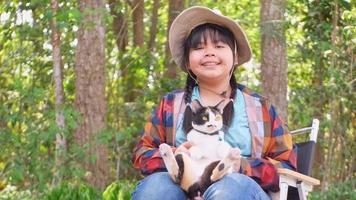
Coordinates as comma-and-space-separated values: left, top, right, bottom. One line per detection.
132, 84, 297, 192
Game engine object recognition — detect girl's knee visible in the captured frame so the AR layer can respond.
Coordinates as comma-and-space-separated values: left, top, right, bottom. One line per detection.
225, 173, 257, 185
132, 172, 186, 200
203, 173, 270, 200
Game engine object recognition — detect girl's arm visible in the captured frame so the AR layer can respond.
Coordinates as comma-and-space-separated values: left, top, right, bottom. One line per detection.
132, 93, 176, 175
240, 104, 297, 192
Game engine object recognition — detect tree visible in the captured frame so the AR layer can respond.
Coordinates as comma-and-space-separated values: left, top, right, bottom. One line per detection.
148, 0, 160, 50
286, 0, 355, 189
50, 0, 67, 186
109, 0, 128, 51
74, 0, 109, 189
130, 0, 144, 46
260, 0, 288, 120
164, 0, 185, 78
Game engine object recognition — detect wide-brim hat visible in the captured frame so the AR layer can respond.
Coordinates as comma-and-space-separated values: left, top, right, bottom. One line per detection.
169, 6, 252, 72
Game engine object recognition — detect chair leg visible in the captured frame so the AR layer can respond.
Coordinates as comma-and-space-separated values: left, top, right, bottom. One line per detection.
297, 181, 307, 200
279, 182, 289, 200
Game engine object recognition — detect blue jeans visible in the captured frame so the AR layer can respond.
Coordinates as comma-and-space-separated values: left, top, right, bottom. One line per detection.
132, 172, 270, 200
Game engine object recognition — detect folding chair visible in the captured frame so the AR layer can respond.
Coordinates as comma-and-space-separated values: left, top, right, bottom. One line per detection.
270, 119, 321, 200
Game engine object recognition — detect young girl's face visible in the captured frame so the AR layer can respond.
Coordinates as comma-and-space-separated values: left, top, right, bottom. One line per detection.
188, 36, 235, 83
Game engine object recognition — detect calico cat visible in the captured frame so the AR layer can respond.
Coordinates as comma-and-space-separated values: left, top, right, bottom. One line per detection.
159, 100, 241, 199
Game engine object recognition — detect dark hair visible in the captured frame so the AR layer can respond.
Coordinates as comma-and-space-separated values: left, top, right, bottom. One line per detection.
183, 23, 239, 104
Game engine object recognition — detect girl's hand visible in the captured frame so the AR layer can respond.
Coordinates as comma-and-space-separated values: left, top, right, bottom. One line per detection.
175, 141, 194, 155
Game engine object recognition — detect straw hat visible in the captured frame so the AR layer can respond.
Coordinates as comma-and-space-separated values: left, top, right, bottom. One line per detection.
169, 6, 252, 72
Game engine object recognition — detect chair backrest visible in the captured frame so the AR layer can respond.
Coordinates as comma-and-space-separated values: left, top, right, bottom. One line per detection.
291, 119, 320, 176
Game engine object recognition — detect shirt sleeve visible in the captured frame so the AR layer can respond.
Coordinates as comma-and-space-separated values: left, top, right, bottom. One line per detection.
240, 104, 297, 192
131, 94, 175, 175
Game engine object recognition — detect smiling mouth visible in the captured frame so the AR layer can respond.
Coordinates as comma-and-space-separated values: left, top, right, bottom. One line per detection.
201, 61, 220, 66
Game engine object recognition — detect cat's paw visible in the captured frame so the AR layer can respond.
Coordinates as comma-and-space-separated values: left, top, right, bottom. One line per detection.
159, 143, 179, 182
227, 148, 241, 161
159, 143, 173, 157
228, 148, 241, 172
210, 148, 241, 182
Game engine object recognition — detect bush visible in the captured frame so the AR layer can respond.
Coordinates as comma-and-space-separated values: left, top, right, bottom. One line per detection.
0, 185, 33, 200
103, 180, 136, 200
310, 179, 356, 200
44, 181, 101, 200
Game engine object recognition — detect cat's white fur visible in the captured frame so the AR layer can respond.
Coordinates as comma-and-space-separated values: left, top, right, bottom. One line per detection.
187, 107, 232, 176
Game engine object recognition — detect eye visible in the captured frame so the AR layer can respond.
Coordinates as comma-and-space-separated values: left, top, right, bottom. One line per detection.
193, 44, 204, 50
202, 116, 208, 121
215, 115, 222, 121
215, 42, 227, 48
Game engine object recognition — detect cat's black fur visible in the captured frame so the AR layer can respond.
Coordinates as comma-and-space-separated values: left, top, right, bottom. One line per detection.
183, 100, 234, 134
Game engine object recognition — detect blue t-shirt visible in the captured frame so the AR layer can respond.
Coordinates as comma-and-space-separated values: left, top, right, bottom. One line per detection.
175, 87, 252, 157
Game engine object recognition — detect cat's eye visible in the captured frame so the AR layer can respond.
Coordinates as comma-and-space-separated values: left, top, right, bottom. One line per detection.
215, 115, 222, 121
202, 116, 208, 121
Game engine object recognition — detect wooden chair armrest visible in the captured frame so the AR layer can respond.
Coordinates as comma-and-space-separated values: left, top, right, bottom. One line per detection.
277, 168, 320, 186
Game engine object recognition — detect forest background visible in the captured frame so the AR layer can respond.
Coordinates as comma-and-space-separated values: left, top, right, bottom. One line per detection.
0, 0, 355, 199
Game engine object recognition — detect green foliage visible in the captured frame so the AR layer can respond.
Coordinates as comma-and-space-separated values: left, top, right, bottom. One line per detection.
43, 181, 101, 200
102, 180, 136, 200
310, 179, 356, 200
286, 0, 355, 186
0, 185, 34, 200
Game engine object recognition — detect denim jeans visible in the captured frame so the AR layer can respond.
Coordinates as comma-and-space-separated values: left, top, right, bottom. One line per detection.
132, 172, 271, 200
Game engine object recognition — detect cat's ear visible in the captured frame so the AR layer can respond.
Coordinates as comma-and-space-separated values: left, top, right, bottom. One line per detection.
190, 99, 203, 113
183, 105, 193, 134
222, 100, 234, 127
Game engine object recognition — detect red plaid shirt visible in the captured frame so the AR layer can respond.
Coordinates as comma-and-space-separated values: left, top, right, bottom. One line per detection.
132, 84, 297, 192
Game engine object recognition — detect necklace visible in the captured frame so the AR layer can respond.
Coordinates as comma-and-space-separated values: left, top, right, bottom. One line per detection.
198, 85, 230, 98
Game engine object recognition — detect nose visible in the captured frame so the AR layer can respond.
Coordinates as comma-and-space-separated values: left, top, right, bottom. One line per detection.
204, 46, 215, 57
204, 52, 215, 57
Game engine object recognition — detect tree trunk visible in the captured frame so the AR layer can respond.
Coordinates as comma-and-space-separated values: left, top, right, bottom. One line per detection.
260, 0, 288, 121
322, 0, 340, 189
109, 0, 128, 51
131, 0, 144, 46
74, 0, 109, 190
148, 0, 160, 50
164, 0, 184, 78
50, 0, 67, 187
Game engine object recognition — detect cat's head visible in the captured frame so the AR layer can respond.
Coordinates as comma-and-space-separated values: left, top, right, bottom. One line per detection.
183, 99, 234, 134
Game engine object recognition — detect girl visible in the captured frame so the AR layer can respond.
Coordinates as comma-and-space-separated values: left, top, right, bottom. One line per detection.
132, 6, 296, 200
